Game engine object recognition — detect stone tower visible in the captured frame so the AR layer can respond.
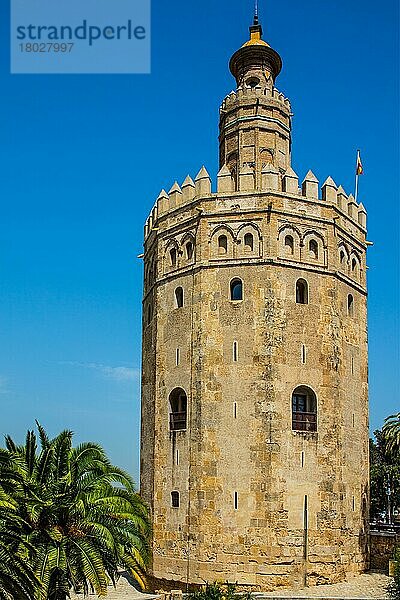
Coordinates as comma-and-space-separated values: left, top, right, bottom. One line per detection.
140, 15, 369, 591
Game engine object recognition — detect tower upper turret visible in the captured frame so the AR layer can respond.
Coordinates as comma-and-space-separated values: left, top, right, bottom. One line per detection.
219, 16, 291, 190
229, 16, 282, 92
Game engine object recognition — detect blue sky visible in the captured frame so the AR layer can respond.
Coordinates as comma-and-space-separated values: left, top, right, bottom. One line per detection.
0, 0, 398, 480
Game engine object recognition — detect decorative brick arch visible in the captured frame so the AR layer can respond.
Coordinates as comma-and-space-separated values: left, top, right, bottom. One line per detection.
278, 224, 301, 260
302, 230, 326, 266
210, 225, 235, 259
237, 222, 261, 257
164, 239, 179, 273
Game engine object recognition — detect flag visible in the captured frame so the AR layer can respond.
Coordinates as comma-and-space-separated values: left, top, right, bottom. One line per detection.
356, 150, 364, 175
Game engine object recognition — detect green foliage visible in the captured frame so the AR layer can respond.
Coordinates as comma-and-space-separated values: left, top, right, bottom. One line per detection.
191, 582, 251, 600
0, 508, 40, 600
387, 547, 400, 599
370, 427, 400, 522
0, 423, 151, 600
383, 414, 400, 456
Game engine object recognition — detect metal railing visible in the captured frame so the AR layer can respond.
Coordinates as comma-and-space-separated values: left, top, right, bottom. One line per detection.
370, 522, 400, 534
292, 411, 317, 432
170, 412, 187, 431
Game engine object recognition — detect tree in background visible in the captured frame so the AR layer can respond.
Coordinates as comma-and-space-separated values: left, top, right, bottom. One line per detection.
370, 424, 400, 524
384, 413, 400, 456
388, 547, 400, 599
0, 424, 151, 600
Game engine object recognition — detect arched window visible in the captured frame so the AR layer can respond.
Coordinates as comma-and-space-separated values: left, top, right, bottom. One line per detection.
309, 239, 319, 260
230, 278, 243, 301
296, 279, 308, 305
246, 76, 260, 89
244, 233, 254, 252
170, 248, 177, 267
340, 250, 346, 266
175, 287, 184, 308
348, 294, 354, 317
169, 388, 187, 431
186, 241, 194, 260
285, 235, 294, 255
351, 258, 357, 272
218, 235, 228, 255
292, 386, 317, 432
171, 491, 180, 508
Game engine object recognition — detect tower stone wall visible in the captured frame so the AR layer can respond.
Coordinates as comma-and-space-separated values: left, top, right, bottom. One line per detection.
140, 18, 369, 592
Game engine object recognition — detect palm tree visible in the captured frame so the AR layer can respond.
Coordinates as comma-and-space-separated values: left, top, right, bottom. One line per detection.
0, 424, 151, 600
383, 413, 400, 456
0, 509, 40, 600
0, 449, 40, 599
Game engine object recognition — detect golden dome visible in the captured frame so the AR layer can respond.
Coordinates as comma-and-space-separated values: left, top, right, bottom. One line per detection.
229, 20, 282, 84
242, 28, 270, 48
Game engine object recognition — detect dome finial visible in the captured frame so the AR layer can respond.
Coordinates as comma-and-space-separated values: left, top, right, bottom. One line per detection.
229, 1, 282, 90
254, 0, 259, 25
248, 0, 263, 43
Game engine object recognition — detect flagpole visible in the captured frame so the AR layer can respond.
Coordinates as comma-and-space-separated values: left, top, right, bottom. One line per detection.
354, 171, 359, 203
354, 149, 360, 202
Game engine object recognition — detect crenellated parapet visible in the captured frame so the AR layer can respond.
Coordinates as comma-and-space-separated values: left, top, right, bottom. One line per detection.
220, 85, 291, 113
143, 166, 212, 240
144, 164, 367, 243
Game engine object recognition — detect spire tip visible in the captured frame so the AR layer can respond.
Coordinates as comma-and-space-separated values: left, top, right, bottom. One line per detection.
254, 0, 259, 25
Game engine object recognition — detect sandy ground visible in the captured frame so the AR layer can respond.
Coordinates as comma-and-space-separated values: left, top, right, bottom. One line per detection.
70, 572, 392, 599
260, 572, 391, 598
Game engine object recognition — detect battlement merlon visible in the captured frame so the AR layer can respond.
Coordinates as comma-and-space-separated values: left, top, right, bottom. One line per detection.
143, 167, 368, 242
220, 86, 292, 113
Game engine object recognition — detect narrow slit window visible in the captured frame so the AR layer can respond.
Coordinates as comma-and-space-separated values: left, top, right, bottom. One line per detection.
234, 491, 238, 510
171, 491, 180, 508
170, 248, 177, 267
352, 496, 355, 511
301, 451, 305, 468
176, 449, 179, 465
175, 287, 184, 308
285, 235, 294, 255
230, 278, 243, 301
218, 235, 228, 255
244, 233, 254, 251
186, 241, 194, 260
233, 341, 238, 362
234, 402, 237, 419
296, 279, 308, 305
231, 168, 237, 191
348, 294, 354, 317
352, 413, 355, 428
302, 345, 306, 364
351, 356, 354, 375
309, 239, 319, 259
303, 495, 308, 555
176, 348, 180, 366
